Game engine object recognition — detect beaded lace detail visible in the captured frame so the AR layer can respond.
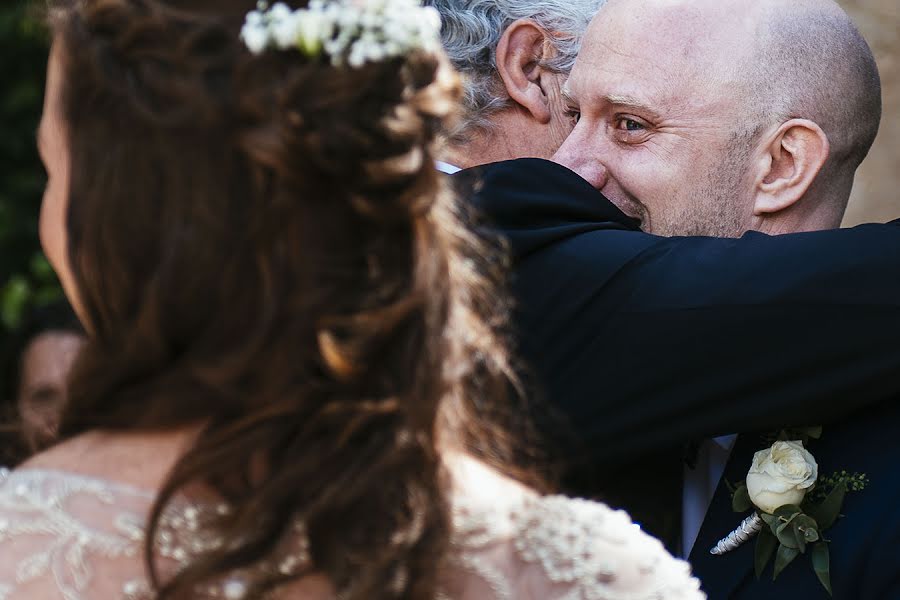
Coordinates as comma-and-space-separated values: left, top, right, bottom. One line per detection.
449, 493, 703, 599
0, 466, 704, 600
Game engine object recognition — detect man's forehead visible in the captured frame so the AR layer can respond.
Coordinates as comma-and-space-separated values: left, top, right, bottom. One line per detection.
600, 0, 755, 33
582, 10, 724, 75
569, 0, 753, 108
564, 42, 688, 112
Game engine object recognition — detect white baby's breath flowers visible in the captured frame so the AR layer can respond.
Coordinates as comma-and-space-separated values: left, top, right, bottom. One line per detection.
746, 440, 818, 514
296, 10, 329, 55
269, 3, 300, 48
239, 0, 442, 68
240, 9, 270, 54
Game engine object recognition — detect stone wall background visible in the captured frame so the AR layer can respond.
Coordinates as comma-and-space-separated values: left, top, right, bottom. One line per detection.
838, 0, 899, 225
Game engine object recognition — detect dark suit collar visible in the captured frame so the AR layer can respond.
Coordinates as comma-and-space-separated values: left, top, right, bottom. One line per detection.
452, 158, 640, 250
689, 434, 762, 598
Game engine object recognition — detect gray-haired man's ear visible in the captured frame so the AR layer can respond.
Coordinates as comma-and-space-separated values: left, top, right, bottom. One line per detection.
753, 119, 831, 216
495, 19, 555, 124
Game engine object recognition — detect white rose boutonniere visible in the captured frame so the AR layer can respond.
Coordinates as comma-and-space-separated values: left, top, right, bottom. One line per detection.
710, 428, 869, 597
746, 440, 818, 514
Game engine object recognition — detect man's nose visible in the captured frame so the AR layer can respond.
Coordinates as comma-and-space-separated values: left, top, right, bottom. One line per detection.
551, 133, 609, 190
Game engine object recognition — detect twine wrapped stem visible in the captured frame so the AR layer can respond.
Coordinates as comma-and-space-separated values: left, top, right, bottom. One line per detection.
710, 512, 764, 555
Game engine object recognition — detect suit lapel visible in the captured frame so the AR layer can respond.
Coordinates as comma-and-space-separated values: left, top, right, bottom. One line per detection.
690, 434, 761, 598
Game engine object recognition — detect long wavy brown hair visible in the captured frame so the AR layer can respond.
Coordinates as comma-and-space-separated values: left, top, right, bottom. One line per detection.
47, 0, 546, 598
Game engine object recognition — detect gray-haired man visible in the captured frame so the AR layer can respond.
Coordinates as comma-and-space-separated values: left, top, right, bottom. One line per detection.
427, 0, 602, 169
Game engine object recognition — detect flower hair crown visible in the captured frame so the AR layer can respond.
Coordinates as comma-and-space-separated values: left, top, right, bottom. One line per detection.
240, 0, 442, 68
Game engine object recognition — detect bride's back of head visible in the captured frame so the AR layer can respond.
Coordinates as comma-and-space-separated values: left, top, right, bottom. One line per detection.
43, 0, 528, 597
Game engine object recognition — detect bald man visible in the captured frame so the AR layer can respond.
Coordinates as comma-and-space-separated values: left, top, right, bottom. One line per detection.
555, 0, 880, 238
545, 0, 897, 596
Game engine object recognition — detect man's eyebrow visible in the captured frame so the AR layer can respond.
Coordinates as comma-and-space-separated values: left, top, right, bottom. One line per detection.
603, 94, 653, 110
562, 87, 662, 118
597, 93, 664, 119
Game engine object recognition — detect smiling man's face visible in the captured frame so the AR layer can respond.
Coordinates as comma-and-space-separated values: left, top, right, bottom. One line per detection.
553, 0, 762, 237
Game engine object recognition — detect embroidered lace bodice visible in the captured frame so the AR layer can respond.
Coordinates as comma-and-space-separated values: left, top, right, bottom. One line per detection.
0, 461, 704, 600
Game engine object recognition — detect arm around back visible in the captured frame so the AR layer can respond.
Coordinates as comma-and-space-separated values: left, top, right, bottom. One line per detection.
464, 159, 900, 461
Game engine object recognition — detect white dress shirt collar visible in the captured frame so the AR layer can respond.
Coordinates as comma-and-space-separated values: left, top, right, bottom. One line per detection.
435, 160, 462, 175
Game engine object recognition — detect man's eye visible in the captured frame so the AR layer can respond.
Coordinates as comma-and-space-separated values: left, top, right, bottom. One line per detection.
565, 108, 581, 124
618, 118, 645, 132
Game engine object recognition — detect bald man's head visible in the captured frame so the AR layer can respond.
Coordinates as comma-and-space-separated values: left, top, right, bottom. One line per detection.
742, 2, 881, 172
554, 0, 882, 237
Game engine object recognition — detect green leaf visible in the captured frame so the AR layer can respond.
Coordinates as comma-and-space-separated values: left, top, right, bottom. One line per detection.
773, 545, 801, 580
807, 482, 847, 531
760, 513, 778, 528
790, 515, 819, 553
794, 514, 820, 538
29, 253, 55, 281
775, 521, 801, 549
772, 506, 803, 548
773, 504, 803, 521
1, 276, 31, 329
800, 524, 820, 544
732, 483, 752, 513
811, 542, 833, 596
755, 529, 778, 579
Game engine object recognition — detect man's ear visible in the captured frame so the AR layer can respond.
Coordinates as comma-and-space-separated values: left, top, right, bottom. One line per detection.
753, 119, 830, 216
495, 19, 554, 124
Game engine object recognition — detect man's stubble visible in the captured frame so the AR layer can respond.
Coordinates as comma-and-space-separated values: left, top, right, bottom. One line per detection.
655, 131, 757, 238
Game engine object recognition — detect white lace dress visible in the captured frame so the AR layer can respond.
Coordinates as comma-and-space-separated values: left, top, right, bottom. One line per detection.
0, 460, 704, 600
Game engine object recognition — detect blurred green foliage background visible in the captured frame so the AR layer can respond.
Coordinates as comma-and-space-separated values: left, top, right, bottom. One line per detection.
0, 1, 60, 338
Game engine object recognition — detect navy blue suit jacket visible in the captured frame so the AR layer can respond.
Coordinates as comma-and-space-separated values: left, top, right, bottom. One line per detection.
690, 405, 900, 599
457, 158, 900, 551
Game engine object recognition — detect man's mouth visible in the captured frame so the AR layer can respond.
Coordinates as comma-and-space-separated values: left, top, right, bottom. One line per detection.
609, 197, 646, 227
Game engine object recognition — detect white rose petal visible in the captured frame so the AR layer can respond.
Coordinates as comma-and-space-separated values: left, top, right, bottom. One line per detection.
746, 440, 818, 514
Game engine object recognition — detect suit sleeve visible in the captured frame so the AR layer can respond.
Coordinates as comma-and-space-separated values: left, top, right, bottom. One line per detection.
513, 220, 900, 462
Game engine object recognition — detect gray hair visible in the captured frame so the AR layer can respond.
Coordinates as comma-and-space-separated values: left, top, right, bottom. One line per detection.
426, 0, 603, 139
